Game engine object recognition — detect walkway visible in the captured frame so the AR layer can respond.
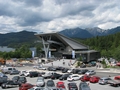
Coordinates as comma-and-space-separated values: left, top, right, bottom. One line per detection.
43, 59, 76, 68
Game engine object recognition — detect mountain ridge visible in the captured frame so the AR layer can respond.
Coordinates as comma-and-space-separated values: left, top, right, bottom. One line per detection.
0, 26, 120, 46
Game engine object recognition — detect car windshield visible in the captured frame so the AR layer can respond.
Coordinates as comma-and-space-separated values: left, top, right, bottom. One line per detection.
47, 81, 54, 86
19, 77, 25, 80
58, 84, 64, 87
81, 84, 88, 88
70, 85, 76, 88
29, 88, 34, 90
37, 79, 43, 82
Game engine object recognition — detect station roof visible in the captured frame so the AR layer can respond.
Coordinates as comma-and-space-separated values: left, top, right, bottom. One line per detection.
35, 32, 88, 50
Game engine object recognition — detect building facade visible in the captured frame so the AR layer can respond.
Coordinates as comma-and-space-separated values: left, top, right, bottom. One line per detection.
35, 32, 100, 63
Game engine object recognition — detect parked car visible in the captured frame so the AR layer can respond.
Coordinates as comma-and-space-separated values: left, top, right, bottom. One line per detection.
1, 80, 19, 89
29, 71, 41, 78
12, 76, 27, 85
19, 70, 27, 76
28, 86, 50, 90
47, 87, 63, 90
38, 67, 46, 70
42, 72, 54, 79
56, 81, 66, 89
23, 70, 32, 77
116, 62, 120, 66
51, 73, 62, 79
2, 67, 17, 74
17, 76, 27, 85
46, 80, 55, 87
73, 69, 81, 74
47, 67, 56, 71
59, 73, 72, 80
67, 68, 74, 73
68, 82, 78, 90
114, 76, 120, 80
89, 61, 96, 66
9, 70, 20, 75
98, 77, 112, 85
85, 70, 96, 75
56, 66, 64, 71
36, 77, 45, 87
79, 82, 91, 90
0, 72, 8, 85
36, 65, 46, 70
19, 83, 35, 90
67, 74, 81, 81
80, 75, 91, 82
78, 69, 88, 74
33, 65, 40, 69
107, 77, 120, 87
62, 68, 69, 73
80, 64, 86, 68
89, 76, 100, 83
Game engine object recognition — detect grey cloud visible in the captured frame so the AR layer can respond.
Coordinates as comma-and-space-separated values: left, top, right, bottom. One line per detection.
54, 0, 72, 5
0, 3, 14, 17
0, 0, 120, 33
12, 0, 43, 7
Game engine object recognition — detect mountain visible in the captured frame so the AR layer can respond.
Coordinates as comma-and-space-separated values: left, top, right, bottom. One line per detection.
59, 28, 93, 38
0, 30, 38, 46
59, 26, 120, 38
104, 26, 120, 35
85, 27, 104, 36
0, 26, 120, 47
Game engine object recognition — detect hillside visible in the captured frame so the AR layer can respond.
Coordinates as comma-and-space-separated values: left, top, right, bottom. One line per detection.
0, 30, 39, 47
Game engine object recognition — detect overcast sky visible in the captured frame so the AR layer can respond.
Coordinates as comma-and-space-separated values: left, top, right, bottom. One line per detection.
0, 0, 120, 34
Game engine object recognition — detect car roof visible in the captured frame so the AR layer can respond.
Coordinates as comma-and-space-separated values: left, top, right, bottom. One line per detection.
70, 74, 79, 76
32, 86, 49, 89
21, 83, 33, 86
57, 81, 64, 84
100, 77, 110, 79
68, 82, 76, 85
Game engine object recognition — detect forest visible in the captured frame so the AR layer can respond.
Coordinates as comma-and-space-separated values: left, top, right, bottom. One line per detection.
78, 32, 120, 61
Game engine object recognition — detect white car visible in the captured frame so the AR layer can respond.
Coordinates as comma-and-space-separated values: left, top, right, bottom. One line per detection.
28, 86, 49, 90
85, 70, 96, 75
37, 66, 46, 70
67, 68, 74, 73
67, 74, 81, 81
19, 70, 26, 76
23, 70, 32, 77
42, 72, 53, 79
36, 77, 45, 87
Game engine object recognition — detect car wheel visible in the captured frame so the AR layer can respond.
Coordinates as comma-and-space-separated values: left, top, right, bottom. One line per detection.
2, 85, 6, 89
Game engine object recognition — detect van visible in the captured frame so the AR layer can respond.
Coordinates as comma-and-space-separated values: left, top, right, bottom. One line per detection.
2, 67, 16, 74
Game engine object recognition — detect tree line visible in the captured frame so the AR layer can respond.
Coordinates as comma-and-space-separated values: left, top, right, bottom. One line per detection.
78, 32, 120, 61
0, 43, 43, 60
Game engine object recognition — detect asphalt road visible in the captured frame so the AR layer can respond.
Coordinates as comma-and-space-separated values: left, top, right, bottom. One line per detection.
0, 65, 120, 90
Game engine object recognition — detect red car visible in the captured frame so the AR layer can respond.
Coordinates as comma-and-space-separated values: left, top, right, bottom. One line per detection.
56, 81, 66, 89
116, 62, 120, 66
19, 83, 35, 90
81, 75, 91, 82
89, 76, 100, 83
114, 76, 120, 80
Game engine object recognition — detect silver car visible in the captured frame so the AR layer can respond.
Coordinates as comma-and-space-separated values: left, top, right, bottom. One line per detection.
28, 86, 50, 90
98, 77, 111, 85
36, 77, 45, 87
85, 70, 96, 75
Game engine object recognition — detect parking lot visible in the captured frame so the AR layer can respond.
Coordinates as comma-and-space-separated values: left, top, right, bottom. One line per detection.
1, 65, 120, 90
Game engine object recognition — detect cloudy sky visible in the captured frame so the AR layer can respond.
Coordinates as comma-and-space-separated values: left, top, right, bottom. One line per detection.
0, 0, 120, 34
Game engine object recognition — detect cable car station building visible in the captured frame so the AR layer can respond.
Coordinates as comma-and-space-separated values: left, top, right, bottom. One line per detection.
35, 32, 100, 63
